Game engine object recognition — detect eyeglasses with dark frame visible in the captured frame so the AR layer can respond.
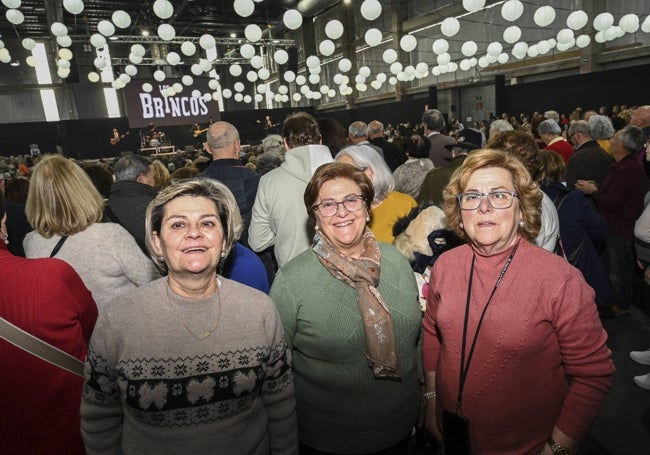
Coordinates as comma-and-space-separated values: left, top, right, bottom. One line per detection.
457, 191, 519, 210
312, 194, 366, 217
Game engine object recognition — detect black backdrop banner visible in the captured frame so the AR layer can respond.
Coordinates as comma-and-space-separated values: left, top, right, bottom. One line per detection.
123, 78, 220, 128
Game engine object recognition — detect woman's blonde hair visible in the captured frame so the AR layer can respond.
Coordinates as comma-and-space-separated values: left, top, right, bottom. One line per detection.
145, 178, 242, 273
443, 149, 542, 243
151, 160, 171, 189
26, 154, 104, 238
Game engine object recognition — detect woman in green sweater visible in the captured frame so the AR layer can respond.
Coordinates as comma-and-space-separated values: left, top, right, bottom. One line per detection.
271, 162, 422, 454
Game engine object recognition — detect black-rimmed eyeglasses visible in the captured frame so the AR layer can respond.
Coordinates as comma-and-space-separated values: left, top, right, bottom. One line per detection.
457, 191, 519, 210
313, 194, 365, 217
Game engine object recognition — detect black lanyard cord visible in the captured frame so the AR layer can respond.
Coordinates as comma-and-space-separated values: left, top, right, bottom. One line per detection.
456, 241, 519, 415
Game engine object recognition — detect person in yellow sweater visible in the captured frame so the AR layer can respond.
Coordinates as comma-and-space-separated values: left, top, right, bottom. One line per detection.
336, 144, 417, 243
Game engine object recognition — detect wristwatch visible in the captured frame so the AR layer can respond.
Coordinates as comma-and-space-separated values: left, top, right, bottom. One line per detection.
547, 436, 571, 455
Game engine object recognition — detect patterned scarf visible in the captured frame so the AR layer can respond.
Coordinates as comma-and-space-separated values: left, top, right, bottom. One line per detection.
313, 229, 400, 380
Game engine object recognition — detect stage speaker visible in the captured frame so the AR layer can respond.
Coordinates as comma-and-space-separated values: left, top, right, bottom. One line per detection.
428, 86, 438, 110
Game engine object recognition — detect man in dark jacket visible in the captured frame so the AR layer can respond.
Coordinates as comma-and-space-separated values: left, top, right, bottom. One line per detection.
200, 121, 259, 247
107, 155, 158, 254
368, 120, 407, 172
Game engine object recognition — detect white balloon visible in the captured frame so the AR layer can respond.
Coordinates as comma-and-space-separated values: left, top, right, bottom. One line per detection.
338, 58, 352, 72
294, 74, 305, 85
278, 85, 288, 95
283, 9, 302, 30
360, 0, 382, 21
333, 73, 344, 85
593, 12, 614, 31
359, 66, 371, 77
98, 20, 115, 37
274, 49, 288, 65
63, 0, 84, 15
51, 22, 68, 37
400, 35, 417, 52
244, 95, 252, 103
641, 15, 650, 33
461, 40, 477, 57
229, 64, 242, 77
153, 0, 174, 20
527, 44, 539, 58
293, 93, 302, 102
182, 75, 194, 86
112, 10, 131, 29
258, 68, 270, 80
556, 28, 574, 45
131, 44, 146, 57
222, 89, 232, 98
463, 0, 485, 13
478, 56, 489, 68
209, 79, 219, 90
512, 41, 528, 58
355, 74, 366, 84
250, 55, 263, 69
90, 33, 106, 48
6, 9, 24, 25
57, 59, 70, 69
21, 38, 36, 51
57, 35, 72, 47
390, 62, 403, 74
501, 0, 523, 21
234, 82, 245, 92
125, 64, 138, 76
88, 72, 100, 83
129, 54, 142, 64
181, 41, 196, 56
534, 6, 555, 27
576, 34, 591, 48
485, 54, 497, 64
157, 23, 175, 40
486, 41, 502, 56
58, 68, 71, 79
619, 14, 639, 34
441, 17, 460, 37
240, 43, 255, 59
234, 0, 254, 18
1, 0, 19, 7
436, 53, 450, 66
566, 10, 588, 31
119, 73, 131, 84
245, 24, 263, 42
538, 40, 550, 54
497, 53, 509, 64
142, 83, 153, 93
404, 65, 416, 76
198, 59, 212, 72
370, 80, 381, 90
191, 89, 201, 98
328, 89, 336, 98
234, 93, 244, 102
257, 84, 266, 93
247, 70, 258, 82
356, 83, 367, 92
191, 63, 203, 75
319, 84, 330, 94
389, 76, 398, 84
153, 70, 166, 82
309, 74, 320, 84
306, 55, 320, 68
166, 52, 181, 65
255, 94, 263, 103
284, 70, 296, 82
58, 48, 73, 60
199, 34, 216, 50
382, 48, 397, 64
325, 20, 344, 40
319, 39, 335, 55
432, 38, 449, 55
503, 26, 521, 44
364, 28, 382, 47
459, 59, 471, 71
93, 57, 106, 69
204, 93, 213, 102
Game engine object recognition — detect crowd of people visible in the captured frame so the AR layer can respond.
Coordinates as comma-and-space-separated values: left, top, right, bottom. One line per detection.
1, 104, 649, 454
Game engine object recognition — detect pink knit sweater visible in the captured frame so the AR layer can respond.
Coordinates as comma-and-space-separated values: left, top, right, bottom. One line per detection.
423, 237, 614, 455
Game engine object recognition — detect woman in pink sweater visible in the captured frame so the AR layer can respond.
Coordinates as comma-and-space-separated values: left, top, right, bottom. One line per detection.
422, 149, 614, 455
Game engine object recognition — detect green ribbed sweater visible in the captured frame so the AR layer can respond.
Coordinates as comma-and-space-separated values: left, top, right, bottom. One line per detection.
270, 243, 421, 454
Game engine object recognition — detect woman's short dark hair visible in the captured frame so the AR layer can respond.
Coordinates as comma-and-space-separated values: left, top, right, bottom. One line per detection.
304, 162, 374, 224
407, 134, 431, 159
538, 150, 565, 184
283, 112, 322, 149
317, 117, 348, 157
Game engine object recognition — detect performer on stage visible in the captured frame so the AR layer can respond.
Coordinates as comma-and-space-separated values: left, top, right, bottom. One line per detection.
110, 128, 128, 156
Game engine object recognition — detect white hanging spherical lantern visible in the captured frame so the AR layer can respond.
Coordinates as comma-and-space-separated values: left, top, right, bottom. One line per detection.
432, 38, 449, 55
375, 72, 386, 83
355, 74, 366, 84
243, 94, 252, 104
436, 53, 450, 66
486, 41, 502, 56
240, 43, 255, 59
441, 17, 460, 37
333, 73, 344, 85
512, 41, 528, 59
538, 40, 550, 54
461, 40, 477, 57
21, 38, 36, 51
98, 20, 115, 36
356, 83, 367, 92
503, 25, 521, 44
382, 48, 397, 64
309, 74, 320, 84
141, 82, 152, 93
485, 54, 497, 64
415, 62, 428, 75
51, 22, 68, 37
497, 52, 509, 64
296, 74, 307, 85
178, 41, 194, 57
593, 12, 614, 31
319, 39, 335, 56
125, 64, 137, 76
255, 93, 263, 103
478, 56, 489, 68
90, 33, 106, 48
234, 82, 245, 92
119, 73, 131, 84
370, 80, 381, 90
619, 14, 639, 34
57, 35, 72, 47
229, 64, 242, 77
320, 85, 330, 94
112, 10, 131, 29
131, 44, 146, 57
325, 20, 344, 40
182, 75, 194, 86
245, 24, 263, 42
157, 23, 175, 40
208, 79, 219, 90
576, 34, 591, 48
566, 10, 588, 30
191, 63, 203, 75
459, 59, 471, 71
364, 28, 382, 47
234, 93, 244, 102
153, 70, 166, 82
534, 6, 555, 27
258, 67, 270, 80
57, 59, 70, 69
301, 85, 311, 94
250, 55, 263, 69
191, 89, 201, 98
199, 34, 215, 50
283, 9, 302, 30
93, 57, 106, 69
274, 49, 289, 65
284, 70, 296, 82
404, 65, 416, 77
556, 28, 574, 45
463, 0, 485, 13
222, 88, 232, 98
58, 68, 71, 79
277, 85, 288, 95
327, 89, 335, 98
2, 0, 19, 8
641, 15, 650, 33
58, 48, 73, 60
360, 0, 382, 21
501, 0, 523, 22
153, 0, 174, 19
6, 9, 25, 25
400, 35, 417, 52
527, 44, 539, 58
390, 61, 403, 74
359, 66, 371, 78
338, 58, 352, 72
166, 52, 181, 65
202, 92, 212, 102
63, 0, 84, 15
129, 54, 142, 64
306, 55, 320, 69
88, 71, 100, 83
292, 93, 301, 102
387, 76, 397, 85
431, 67, 441, 77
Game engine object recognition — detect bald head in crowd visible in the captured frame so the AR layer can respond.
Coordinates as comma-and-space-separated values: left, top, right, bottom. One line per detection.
206, 121, 241, 159
631, 105, 650, 129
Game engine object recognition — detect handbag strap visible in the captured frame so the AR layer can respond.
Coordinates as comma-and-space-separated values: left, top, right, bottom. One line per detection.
0, 317, 84, 377
50, 235, 68, 258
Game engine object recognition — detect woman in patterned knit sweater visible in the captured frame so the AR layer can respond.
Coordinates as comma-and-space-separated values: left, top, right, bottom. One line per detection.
423, 149, 614, 455
81, 179, 298, 454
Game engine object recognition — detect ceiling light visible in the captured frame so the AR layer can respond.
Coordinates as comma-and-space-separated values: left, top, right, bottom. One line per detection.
141, 30, 149, 36
230, 33, 236, 38
10, 60, 19, 66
